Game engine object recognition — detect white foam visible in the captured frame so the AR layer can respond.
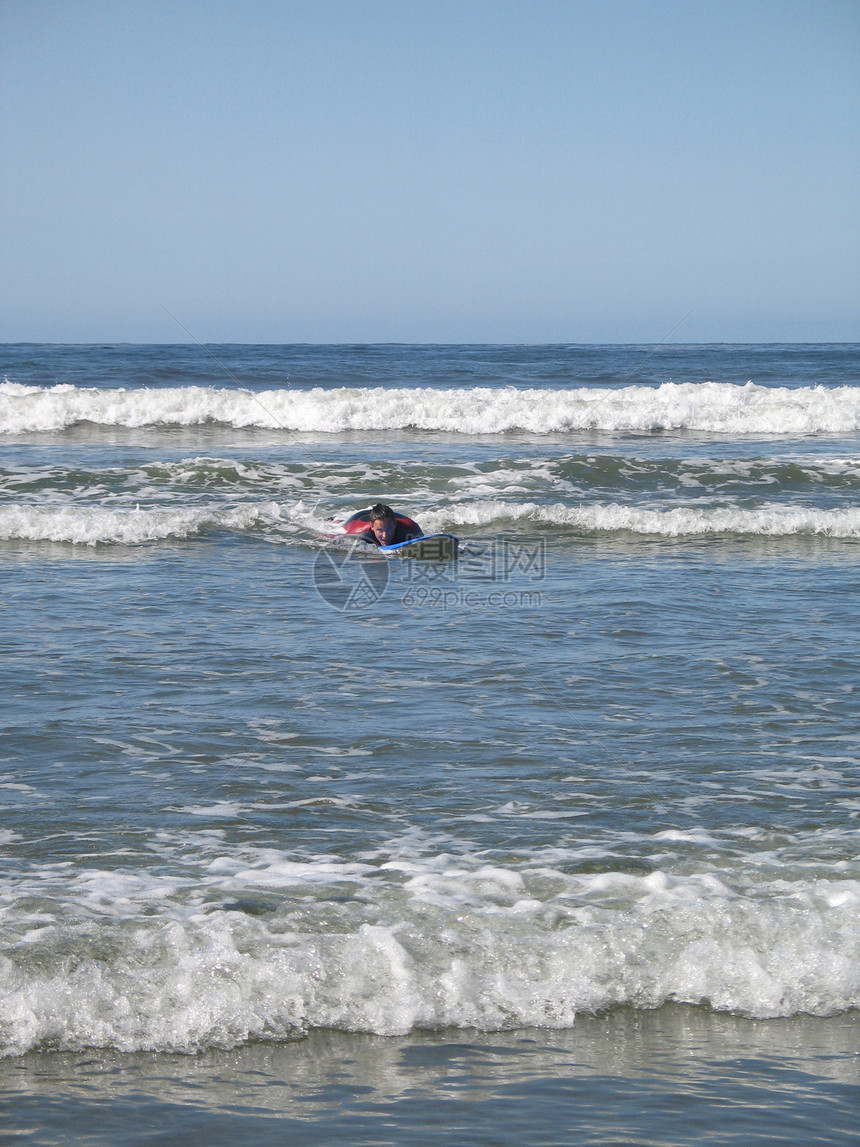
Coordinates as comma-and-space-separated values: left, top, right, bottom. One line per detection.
0, 502, 273, 545
438, 500, 860, 538
3, 493, 857, 547
3, 380, 860, 435
1, 850, 857, 1054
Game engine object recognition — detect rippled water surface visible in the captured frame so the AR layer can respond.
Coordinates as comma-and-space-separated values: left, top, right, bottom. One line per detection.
1, 344, 858, 1143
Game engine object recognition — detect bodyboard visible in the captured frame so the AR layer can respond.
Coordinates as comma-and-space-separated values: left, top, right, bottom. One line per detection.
378, 533, 459, 560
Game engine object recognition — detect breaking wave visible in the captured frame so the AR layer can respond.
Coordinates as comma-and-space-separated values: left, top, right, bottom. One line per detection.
3, 381, 860, 435
1, 847, 857, 1055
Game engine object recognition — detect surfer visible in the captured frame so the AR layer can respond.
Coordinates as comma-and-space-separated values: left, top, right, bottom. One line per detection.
345, 503, 424, 547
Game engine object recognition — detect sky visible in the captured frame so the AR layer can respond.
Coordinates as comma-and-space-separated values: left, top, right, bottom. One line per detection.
1, 0, 858, 344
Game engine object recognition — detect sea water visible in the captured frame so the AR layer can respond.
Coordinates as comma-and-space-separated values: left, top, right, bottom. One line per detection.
0, 343, 858, 1144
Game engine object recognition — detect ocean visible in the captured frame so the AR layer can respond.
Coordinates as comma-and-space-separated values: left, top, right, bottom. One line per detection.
0, 343, 858, 1144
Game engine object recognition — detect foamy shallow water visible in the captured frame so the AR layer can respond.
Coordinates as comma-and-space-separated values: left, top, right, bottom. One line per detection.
1, 343, 858, 1142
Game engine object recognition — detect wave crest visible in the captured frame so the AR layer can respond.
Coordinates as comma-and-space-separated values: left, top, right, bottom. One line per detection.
1, 861, 857, 1054
3, 381, 860, 435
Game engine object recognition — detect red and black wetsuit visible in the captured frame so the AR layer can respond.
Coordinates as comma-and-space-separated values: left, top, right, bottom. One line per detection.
342, 510, 423, 546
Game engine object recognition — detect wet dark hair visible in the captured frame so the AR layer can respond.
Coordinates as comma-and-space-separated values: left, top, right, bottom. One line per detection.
368, 503, 395, 522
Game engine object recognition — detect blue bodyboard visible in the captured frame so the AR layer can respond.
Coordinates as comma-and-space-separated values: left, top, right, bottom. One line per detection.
379, 533, 459, 560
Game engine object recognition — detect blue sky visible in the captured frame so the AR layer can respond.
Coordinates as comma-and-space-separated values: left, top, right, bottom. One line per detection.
1, 0, 858, 343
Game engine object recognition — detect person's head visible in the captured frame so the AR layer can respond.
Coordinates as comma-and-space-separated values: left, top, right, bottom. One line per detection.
368, 503, 396, 544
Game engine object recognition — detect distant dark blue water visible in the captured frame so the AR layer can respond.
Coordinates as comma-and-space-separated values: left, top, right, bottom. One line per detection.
1, 343, 858, 1144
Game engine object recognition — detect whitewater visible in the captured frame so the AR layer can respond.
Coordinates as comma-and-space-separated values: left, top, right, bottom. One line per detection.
3, 378, 860, 435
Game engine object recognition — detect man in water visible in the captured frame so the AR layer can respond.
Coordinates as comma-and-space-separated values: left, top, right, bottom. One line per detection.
359, 503, 423, 546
